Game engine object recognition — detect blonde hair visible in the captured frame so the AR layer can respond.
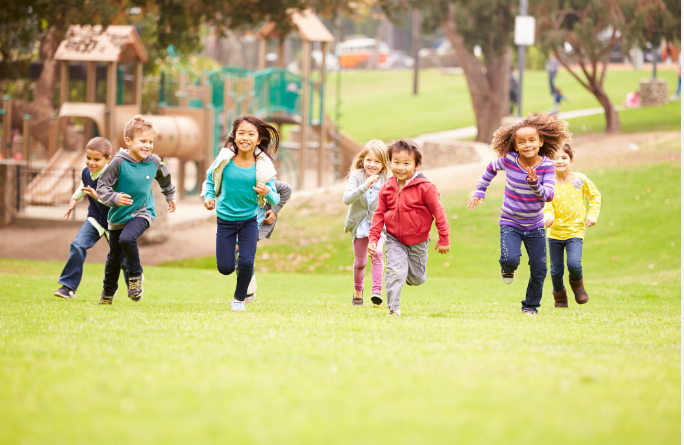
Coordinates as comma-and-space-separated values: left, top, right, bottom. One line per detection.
124, 115, 158, 141
350, 139, 389, 175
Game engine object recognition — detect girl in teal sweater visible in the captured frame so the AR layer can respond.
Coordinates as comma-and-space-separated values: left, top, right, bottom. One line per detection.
202, 116, 280, 311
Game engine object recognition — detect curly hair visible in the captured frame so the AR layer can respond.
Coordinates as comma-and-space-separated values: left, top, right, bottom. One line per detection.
490, 112, 572, 158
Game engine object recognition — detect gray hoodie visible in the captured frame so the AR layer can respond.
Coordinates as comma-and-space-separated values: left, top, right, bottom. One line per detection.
343, 169, 387, 239
258, 180, 293, 240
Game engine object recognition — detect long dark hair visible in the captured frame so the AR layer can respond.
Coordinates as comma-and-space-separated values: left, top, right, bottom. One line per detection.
223, 115, 279, 162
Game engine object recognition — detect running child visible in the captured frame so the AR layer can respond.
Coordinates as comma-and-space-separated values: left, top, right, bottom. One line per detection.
202, 115, 280, 312
343, 139, 390, 306
368, 139, 450, 316
467, 112, 571, 314
97, 115, 177, 304
544, 144, 601, 307
54, 137, 127, 298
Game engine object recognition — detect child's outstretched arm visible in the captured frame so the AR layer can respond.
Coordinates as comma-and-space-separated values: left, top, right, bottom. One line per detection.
467, 158, 504, 210
97, 157, 133, 207
425, 186, 450, 253
203, 164, 216, 210
154, 158, 177, 213
367, 190, 388, 256
584, 176, 601, 227
544, 201, 555, 227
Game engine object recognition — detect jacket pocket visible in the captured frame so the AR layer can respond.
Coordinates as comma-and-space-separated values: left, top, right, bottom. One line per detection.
409, 211, 422, 233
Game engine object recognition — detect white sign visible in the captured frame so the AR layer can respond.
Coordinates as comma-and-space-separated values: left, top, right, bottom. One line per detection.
514, 16, 536, 46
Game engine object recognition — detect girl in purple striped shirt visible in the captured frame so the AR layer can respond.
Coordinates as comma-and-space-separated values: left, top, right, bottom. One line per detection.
467, 113, 572, 314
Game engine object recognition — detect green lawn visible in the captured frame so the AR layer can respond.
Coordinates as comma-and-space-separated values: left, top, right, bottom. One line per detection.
567, 100, 682, 135
1, 160, 680, 444
328, 68, 680, 141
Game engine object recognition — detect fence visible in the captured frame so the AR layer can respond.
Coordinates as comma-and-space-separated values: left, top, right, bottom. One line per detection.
14, 164, 89, 221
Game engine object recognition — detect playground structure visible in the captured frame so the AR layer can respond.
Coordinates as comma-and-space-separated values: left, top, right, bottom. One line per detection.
1, 12, 362, 210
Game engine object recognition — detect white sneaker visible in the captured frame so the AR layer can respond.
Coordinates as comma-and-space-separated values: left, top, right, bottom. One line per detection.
500, 269, 515, 285
388, 310, 401, 317
230, 299, 246, 311
245, 293, 256, 304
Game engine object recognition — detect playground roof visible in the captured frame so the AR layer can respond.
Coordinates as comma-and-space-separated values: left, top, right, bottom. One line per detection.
257, 9, 334, 43
55, 25, 149, 63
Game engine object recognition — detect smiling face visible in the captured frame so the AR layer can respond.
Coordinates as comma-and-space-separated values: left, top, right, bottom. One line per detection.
363, 151, 383, 177
514, 126, 543, 162
84, 148, 111, 173
125, 131, 155, 161
235, 121, 261, 155
554, 150, 574, 173
390, 150, 418, 183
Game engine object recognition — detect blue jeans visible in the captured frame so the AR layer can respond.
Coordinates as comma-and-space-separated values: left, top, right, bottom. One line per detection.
59, 220, 128, 291
548, 238, 584, 292
500, 226, 547, 310
216, 216, 258, 301
549, 71, 557, 95
103, 217, 148, 295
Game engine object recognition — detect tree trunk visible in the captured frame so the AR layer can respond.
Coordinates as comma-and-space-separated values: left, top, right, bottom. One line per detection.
592, 85, 620, 133
441, 10, 511, 144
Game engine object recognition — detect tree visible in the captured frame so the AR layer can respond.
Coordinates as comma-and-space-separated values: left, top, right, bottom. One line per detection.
535, 0, 680, 134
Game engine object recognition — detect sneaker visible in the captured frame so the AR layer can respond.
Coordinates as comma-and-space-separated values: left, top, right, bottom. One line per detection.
370, 293, 383, 306
54, 285, 76, 299
522, 308, 538, 314
388, 310, 401, 317
99, 290, 116, 305
128, 274, 144, 301
501, 269, 515, 285
245, 294, 256, 304
230, 299, 246, 311
352, 292, 363, 306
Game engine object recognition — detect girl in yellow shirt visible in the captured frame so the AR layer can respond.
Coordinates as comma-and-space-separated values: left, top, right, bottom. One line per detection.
544, 144, 601, 307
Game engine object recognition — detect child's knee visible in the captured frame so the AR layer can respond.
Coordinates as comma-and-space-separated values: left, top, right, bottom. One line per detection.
567, 259, 582, 275
217, 262, 235, 275
118, 235, 136, 250
354, 259, 368, 270
237, 256, 253, 272
500, 256, 520, 271
406, 274, 426, 286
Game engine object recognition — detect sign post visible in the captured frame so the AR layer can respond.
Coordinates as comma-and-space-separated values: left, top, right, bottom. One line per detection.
514, 2, 535, 117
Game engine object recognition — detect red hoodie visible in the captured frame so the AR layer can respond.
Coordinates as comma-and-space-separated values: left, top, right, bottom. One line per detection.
369, 173, 450, 247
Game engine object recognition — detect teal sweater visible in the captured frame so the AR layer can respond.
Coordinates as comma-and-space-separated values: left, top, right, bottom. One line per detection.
97, 150, 176, 230
204, 160, 279, 221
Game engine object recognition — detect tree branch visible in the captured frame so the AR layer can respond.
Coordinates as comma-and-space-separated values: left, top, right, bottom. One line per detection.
554, 49, 591, 90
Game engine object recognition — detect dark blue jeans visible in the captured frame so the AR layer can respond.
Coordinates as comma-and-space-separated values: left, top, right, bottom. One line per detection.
549, 71, 557, 95
500, 225, 547, 310
216, 216, 258, 301
103, 217, 148, 295
548, 238, 584, 292
59, 220, 128, 291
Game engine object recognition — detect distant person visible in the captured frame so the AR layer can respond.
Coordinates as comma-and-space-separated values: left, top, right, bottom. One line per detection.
236, 178, 293, 304
54, 137, 128, 298
671, 52, 681, 101
343, 139, 390, 306
546, 54, 561, 95
544, 144, 601, 307
202, 115, 280, 312
625, 91, 640, 108
551, 88, 567, 114
97, 116, 177, 304
509, 67, 519, 115
367, 139, 450, 317
467, 112, 571, 314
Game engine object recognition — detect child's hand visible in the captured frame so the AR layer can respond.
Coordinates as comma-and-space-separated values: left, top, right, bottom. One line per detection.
544, 216, 554, 227
435, 244, 450, 254
64, 207, 74, 220
526, 167, 538, 183
264, 209, 276, 225
364, 174, 380, 189
82, 186, 98, 200
254, 183, 269, 196
167, 199, 176, 213
467, 196, 483, 210
586, 217, 597, 227
118, 193, 133, 206
204, 200, 216, 211
367, 242, 377, 257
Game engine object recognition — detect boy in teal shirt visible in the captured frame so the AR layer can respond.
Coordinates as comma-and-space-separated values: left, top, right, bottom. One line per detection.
96, 115, 176, 304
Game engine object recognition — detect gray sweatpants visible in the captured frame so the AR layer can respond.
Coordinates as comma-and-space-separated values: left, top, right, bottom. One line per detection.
385, 234, 428, 311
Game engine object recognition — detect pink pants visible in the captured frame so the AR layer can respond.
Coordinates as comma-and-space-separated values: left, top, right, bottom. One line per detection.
352, 235, 385, 294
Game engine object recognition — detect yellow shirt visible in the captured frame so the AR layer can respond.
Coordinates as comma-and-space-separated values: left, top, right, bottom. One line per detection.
544, 173, 601, 240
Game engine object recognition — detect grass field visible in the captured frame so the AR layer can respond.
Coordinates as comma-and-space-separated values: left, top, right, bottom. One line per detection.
1, 157, 680, 443
327, 68, 680, 141
566, 101, 681, 135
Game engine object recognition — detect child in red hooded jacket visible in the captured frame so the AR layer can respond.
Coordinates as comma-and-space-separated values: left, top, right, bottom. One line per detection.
368, 139, 450, 316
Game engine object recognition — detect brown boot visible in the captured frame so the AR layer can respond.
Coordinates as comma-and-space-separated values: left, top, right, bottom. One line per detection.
569, 278, 589, 304
552, 288, 569, 308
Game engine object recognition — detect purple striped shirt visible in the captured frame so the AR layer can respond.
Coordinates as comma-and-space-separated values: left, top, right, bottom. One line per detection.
473, 153, 555, 230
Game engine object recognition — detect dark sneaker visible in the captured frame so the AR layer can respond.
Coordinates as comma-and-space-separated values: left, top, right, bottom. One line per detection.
522, 308, 538, 314
54, 285, 76, 299
99, 290, 116, 305
501, 269, 515, 285
370, 293, 383, 305
128, 275, 144, 301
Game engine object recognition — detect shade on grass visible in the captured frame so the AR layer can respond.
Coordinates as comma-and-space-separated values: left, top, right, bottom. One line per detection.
327, 68, 679, 142
0, 161, 680, 444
